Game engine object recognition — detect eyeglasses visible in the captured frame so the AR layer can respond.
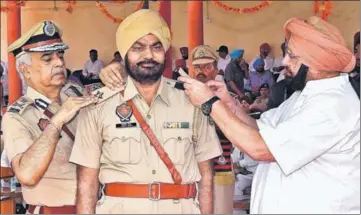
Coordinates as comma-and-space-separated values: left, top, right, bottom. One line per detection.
286, 49, 300, 60
284, 44, 300, 60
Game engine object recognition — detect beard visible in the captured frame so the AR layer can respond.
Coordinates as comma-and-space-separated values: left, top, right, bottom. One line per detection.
125, 56, 165, 85
261, 51, 269, 57
285, 64, 309, 91
256, 68, 265, 73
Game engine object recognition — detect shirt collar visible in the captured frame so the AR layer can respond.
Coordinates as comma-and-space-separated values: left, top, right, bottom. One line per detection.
123, 76, 170, 106
301, 75, 348, 96
26, 86, 52, 105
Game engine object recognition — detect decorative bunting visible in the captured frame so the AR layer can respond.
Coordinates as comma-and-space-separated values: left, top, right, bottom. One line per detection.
64, 0, 77, 14
96, 0, 161, 24
211, 0, 272, 14
314, 0, 333, 21
0, 0, 26, 13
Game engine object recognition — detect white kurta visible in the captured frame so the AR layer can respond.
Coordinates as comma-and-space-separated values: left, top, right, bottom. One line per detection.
217, 55, 231, 72
251, 75, 360, 214
82, 59, 105, 79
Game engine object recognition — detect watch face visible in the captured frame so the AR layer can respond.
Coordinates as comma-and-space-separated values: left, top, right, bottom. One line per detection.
201, 103, 211, 115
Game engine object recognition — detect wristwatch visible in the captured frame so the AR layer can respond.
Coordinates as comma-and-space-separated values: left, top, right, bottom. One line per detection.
201, 96, 220, 116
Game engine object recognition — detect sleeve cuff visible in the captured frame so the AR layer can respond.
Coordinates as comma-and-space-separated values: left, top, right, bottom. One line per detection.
69, 151, 100, 169
196, 147, 222, 163
6, 138, 33, 165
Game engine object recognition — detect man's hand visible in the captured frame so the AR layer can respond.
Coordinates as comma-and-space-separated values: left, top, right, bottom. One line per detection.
206, 80, 233, 104
51, 96, 98, 128
178, 76, 215, 107
99, 62, 126, 89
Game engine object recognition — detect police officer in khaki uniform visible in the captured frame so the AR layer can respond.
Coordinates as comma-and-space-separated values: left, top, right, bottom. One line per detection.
190, 45, 235, 214
100, 45, 237, 215
2, 20, 97, 214
70, 9, 222, 214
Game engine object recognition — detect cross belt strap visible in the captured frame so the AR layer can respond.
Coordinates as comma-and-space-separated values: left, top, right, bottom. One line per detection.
126, 99, 182, 184
42, 108, 75, 141
31, 103, 75, 141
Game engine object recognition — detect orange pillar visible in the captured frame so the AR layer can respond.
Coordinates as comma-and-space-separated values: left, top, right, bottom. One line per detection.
187, 0, 203, 78
7, 1, 22, 105
159, 0, 172, 78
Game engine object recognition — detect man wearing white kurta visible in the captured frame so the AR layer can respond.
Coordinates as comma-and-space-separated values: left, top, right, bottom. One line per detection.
216, 45, 231, 82
179, 16, 360, 214
250, 74, 360, 213
232, 148, 258, 200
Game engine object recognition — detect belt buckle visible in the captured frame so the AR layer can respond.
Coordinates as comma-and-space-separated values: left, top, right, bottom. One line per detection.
148, 182, 161, 201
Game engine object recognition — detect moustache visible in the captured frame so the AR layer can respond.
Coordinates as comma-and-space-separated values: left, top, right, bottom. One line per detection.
52, 67, 66, 77
196, 73, 208, 83
137, 60, 160, 67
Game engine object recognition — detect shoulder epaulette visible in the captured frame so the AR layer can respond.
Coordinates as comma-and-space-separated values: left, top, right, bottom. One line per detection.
164, 78, 185, 91
6, 96, 33, 115
91, 86, 124, 106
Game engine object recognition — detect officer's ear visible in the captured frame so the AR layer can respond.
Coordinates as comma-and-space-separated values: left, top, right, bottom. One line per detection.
19, 64, 31, 80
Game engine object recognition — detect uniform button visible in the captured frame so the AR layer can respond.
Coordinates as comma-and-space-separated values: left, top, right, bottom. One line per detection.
152, 170, 156, 174
177, 136, 182, 141
147, 114, 151, 119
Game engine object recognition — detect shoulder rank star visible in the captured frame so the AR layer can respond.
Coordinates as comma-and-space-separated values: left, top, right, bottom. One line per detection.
94, 91, 104, 99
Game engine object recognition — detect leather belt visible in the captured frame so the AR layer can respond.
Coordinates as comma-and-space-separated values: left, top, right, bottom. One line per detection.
105, 182, 197, 200
27, 205, 76, 214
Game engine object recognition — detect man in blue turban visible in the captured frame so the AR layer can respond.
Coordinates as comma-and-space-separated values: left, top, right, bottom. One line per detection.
249, 57, 275, 96
224, 49, 248, 98
230, 49, 244, 60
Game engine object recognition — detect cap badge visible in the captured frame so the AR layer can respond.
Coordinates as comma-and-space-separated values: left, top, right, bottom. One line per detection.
198, 51, 205, 58
44, 21, 56, 37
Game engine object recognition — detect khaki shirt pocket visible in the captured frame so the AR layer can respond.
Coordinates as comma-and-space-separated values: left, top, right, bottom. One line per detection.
162, 129, 193, 165
104, 128, 142, 164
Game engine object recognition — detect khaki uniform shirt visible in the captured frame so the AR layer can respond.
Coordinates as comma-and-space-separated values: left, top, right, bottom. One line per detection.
1, 82, 82, 206
70, 77, 222, 214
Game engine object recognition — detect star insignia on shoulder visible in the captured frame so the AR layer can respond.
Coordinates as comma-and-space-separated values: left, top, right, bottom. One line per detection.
94, 91, 104, 99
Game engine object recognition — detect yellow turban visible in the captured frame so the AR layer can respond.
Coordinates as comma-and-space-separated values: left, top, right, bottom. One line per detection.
116, 9, 171, 58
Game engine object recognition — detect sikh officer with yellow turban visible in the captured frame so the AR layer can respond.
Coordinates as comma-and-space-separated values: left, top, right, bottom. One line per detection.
69, 9, 222, 214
